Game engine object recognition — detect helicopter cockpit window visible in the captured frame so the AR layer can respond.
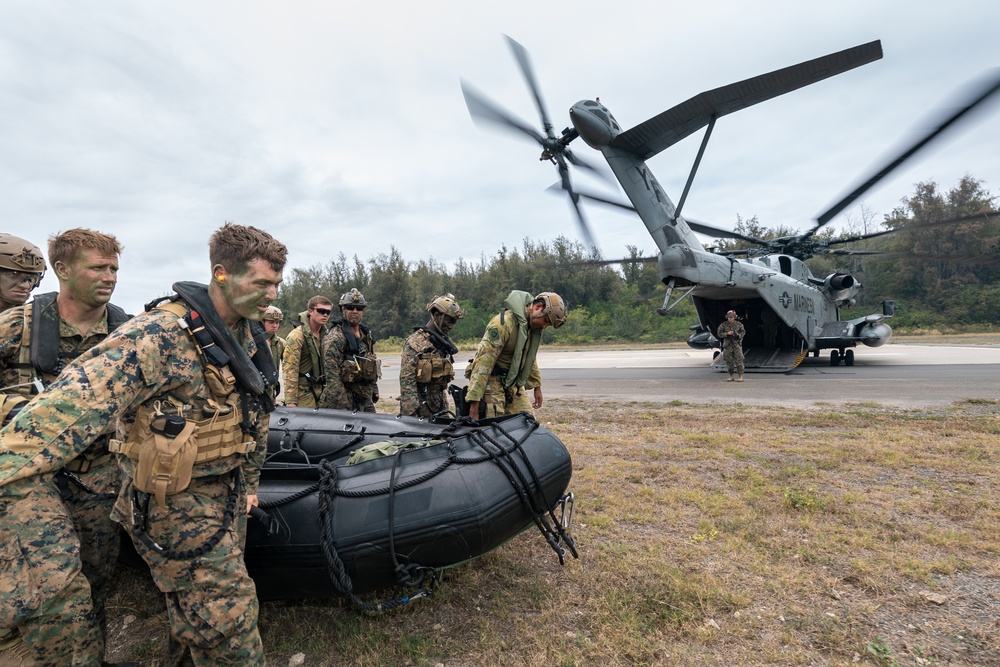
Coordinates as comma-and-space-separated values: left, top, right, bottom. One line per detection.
779, 255, 792, 276
583, 100, 599, 107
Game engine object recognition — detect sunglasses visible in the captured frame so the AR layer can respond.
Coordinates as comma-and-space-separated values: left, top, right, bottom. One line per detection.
314, 307, 332, 316
1, 269, 42, 288
342, 305, 365, 311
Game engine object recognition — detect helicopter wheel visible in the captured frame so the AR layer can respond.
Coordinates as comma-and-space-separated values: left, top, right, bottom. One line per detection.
813, 350, 820, 358
830, 350, 840, 366
713, 350, 721, 360
844, 349, 854, 366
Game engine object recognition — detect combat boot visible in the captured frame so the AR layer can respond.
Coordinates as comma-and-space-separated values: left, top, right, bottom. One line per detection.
736, 373, 744, 382
727, 373, 735, 382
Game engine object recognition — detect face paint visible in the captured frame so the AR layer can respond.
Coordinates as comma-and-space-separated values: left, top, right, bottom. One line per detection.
221, 258, 282, 323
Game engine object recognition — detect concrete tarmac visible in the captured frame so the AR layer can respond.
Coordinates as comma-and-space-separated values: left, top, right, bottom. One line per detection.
376, 343, 1000, 409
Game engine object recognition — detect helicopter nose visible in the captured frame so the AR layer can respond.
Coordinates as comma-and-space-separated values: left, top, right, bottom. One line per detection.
570, 101, 615, 149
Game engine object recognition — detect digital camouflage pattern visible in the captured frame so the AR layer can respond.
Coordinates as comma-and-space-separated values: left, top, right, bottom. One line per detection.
0, 302, 122, 664
0, 307, 269, 665
281, 319, 325, 408
321, 323, 377, 412
399, 328, 454, 418
464, 306, 541, 418
717, 319, 746, 374
0, 477, 101, 666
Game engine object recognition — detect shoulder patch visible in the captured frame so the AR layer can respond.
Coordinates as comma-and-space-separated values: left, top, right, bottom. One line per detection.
487, 326, 501, 342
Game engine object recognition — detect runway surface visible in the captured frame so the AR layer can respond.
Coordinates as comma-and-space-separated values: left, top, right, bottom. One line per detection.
377, 343, 1000, 409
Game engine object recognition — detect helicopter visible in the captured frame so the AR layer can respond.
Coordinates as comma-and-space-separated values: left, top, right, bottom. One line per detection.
461, 37, 1000, 372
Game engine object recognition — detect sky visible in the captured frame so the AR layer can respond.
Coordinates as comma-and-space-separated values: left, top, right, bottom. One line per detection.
2, 0, 998, 314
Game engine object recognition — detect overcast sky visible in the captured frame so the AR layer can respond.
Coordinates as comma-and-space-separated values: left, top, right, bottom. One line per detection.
2, 0, 997, 313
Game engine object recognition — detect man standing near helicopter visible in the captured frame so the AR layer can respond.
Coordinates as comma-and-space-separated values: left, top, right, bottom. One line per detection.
717, 310, 745, 382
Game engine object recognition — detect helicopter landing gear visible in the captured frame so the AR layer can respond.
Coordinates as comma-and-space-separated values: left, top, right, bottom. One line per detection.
830, 349, 854, 366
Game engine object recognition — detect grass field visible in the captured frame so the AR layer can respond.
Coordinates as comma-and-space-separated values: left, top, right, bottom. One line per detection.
106, 398, 1000, 666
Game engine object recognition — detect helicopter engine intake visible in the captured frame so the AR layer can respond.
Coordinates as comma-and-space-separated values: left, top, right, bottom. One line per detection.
823, 272, 858, 303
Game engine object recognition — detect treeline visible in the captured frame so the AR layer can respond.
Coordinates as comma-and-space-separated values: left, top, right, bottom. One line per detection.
274, 237, 699, 346
275, 176, 999, 344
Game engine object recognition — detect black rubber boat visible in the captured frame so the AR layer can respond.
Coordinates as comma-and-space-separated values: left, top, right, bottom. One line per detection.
245, 407, 576, 604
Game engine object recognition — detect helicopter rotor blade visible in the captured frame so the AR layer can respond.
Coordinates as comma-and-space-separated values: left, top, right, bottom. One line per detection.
562, 147, 615, 184
825, 210, 1000, 246
461, 81, 545, 145
504, 35, 556, 139
546, 184, 771, 246
814, 68, 1000, 230
554, 160, 599, 252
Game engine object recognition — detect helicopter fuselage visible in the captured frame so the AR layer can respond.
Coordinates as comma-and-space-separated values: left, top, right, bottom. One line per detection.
570, 98, 892, 370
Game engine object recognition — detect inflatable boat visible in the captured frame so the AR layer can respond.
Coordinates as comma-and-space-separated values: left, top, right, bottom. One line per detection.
245, 407, 576, 605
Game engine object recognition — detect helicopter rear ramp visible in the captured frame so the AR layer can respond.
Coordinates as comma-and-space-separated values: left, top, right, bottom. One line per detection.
711, 347, 808, 373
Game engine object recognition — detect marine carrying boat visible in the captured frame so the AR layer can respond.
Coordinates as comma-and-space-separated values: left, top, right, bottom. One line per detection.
245, 407, 576, 606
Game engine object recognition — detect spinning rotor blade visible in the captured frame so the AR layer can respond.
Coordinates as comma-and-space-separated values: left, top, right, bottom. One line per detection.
461, 81, 545, 144
555, 162, 599, 251
505, 35, 555, 138
815, 69, 1000, 230
825, 210, 1000, 246
548, 184, 770, 245
562, 147, 615, 183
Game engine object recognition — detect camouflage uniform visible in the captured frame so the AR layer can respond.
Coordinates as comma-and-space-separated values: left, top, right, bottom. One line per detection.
0, 299, 126, 664
717, 319, 746, 375
268, 335, 286, 376
399, 328, 456, 418
465, 292, 542, 418
281, 314, 326, 408
321, 321, 379, 412
0, 300, 269, 666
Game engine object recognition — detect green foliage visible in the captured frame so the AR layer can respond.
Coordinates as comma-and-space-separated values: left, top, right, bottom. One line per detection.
276, 236, 697, 344
274, 176, 998, 341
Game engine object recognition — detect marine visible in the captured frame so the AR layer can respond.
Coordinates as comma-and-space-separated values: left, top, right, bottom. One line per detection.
465, 291, 565, 420
0, 228, 129, 666
321, 288, 380, 412
0, 223, 285, 666
281, 296, 332, 408
0, 234, 46, 314
399, 294, 465, 418
717, 309, 746, 381
261, 305, 286, 400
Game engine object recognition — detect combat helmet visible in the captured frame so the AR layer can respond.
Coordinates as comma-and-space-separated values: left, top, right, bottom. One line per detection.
535, 292, 567, 328
426, 293, 466, 319
0, 233, 46, 284
339, 288, 367, 307
263, 305, 283, 321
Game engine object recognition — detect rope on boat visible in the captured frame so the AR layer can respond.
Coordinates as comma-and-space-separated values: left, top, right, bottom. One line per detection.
316, 458, 438, 612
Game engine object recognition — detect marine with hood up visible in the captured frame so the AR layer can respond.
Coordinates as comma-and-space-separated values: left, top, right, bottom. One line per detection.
0, 296, 270, 666
464, 291, 542, 418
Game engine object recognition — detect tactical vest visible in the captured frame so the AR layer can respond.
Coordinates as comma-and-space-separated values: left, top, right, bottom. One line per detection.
109, 300, 260, 506
337, 321, 381, 384
413, 329, 455, 388
12, 292, 130, 395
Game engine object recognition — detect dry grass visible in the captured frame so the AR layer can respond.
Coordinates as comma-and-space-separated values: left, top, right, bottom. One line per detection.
105, 399, 1000, 666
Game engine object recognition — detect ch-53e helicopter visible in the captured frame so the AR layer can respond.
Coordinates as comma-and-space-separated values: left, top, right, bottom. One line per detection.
461, 37, 1000, 372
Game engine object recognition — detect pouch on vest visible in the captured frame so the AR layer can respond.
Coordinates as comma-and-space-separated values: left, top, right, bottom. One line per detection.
133, 415, 199, 507
204, 363, 237, 401
416, 355, 453, 385
342, 355, 381, 383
